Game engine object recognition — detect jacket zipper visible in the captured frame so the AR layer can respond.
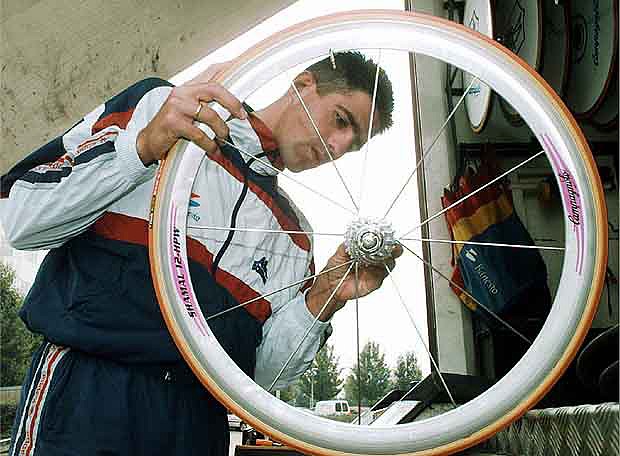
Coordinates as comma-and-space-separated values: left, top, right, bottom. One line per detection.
211, 157, 257, 277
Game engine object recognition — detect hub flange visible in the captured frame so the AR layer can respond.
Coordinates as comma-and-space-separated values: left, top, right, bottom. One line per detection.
344, 217, 396, 265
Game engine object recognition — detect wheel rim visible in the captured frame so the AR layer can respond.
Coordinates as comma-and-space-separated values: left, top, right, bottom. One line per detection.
149, 10, 607, 455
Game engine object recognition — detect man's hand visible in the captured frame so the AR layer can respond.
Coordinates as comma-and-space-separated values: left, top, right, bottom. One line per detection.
305, 244, 403, 322
136, 60, 248, 166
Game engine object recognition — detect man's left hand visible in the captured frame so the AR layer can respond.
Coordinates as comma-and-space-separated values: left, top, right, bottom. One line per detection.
305, 243, 403, 322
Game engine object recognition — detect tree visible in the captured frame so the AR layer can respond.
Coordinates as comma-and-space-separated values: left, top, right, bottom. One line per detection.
276, 382, 301, 405
392, 351, 423, 391
297, 343, 343, 408
344, 341, 391, 406
0, 262, 42, 386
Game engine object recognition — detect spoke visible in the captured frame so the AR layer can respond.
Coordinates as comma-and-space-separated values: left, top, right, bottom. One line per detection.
384, 264, 457, 408
401, 150, 545, 238
354, 262, 362, 425
358, 50, 382, 215
187, 224, 343, 238
399, 237, 565, 251
383, 76, 479, 219
206, 260, 354, 321
219, 138, 356, 215
290, 82, 360, 212
268, 263, 354, 392
398, 241, 532, 344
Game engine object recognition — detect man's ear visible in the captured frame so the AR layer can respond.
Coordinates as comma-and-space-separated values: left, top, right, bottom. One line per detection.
289, 71, 317, 100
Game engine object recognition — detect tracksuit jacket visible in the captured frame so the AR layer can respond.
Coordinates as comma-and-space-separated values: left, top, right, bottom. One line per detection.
1, 78, 329, 455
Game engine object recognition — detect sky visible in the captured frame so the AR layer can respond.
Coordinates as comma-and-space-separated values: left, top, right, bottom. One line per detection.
172, 0, 431, 376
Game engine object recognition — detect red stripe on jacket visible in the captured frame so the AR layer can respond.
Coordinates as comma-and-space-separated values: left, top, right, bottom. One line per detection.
209, 152, 311, 252
92, 110, 134, 134
247, 113, 284, 170
91, 212, 272, 322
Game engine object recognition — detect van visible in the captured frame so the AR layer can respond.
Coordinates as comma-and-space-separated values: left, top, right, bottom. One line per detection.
314, 400, 351, 416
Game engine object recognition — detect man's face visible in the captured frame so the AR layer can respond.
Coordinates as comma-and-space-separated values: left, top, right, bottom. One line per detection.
275, 79, 380, 173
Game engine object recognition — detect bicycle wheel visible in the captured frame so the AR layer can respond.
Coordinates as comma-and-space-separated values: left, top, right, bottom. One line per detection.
148, 10, 607, 455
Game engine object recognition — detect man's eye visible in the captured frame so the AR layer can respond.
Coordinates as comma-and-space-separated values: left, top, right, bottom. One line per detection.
336, 113, 349, 128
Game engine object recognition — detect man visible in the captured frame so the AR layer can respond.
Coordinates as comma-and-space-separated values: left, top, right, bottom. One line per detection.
1, 51, 395, 455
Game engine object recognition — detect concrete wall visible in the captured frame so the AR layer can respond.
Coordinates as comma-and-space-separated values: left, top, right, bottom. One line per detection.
0, 0, 296, 174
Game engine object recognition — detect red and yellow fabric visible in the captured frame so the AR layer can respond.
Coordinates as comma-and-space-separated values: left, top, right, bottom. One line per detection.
442, 162, 548, 317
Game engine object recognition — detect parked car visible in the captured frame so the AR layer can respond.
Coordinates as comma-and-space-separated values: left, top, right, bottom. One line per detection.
314, 400, 351, 416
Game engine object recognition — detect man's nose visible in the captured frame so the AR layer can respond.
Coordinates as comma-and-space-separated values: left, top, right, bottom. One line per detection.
327, 132, 353, 160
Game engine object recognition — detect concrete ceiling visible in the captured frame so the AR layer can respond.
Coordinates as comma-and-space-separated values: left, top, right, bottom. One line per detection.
0, 0, 296, 174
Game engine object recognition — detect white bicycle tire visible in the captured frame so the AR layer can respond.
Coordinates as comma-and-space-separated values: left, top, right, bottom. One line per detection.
148, 10, 608, 455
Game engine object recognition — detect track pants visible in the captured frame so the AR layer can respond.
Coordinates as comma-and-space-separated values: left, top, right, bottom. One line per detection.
9, 342, 229, 456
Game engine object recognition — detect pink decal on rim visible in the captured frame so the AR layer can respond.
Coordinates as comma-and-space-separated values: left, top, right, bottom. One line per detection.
169, 205, 209, 336
542, 134, 584, 274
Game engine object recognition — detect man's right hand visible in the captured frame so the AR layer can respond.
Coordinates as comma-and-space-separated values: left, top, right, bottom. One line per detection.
136, 62, 248, 166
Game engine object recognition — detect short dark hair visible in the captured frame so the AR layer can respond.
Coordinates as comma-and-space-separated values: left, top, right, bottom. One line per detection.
304, 51, 394, 134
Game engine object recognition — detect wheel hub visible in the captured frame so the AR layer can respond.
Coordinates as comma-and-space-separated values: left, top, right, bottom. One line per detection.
344, 217, 396, 265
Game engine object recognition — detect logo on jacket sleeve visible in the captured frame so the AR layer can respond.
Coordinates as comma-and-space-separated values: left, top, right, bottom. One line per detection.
252, 257, 269, 284
188, 193, 201, 222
